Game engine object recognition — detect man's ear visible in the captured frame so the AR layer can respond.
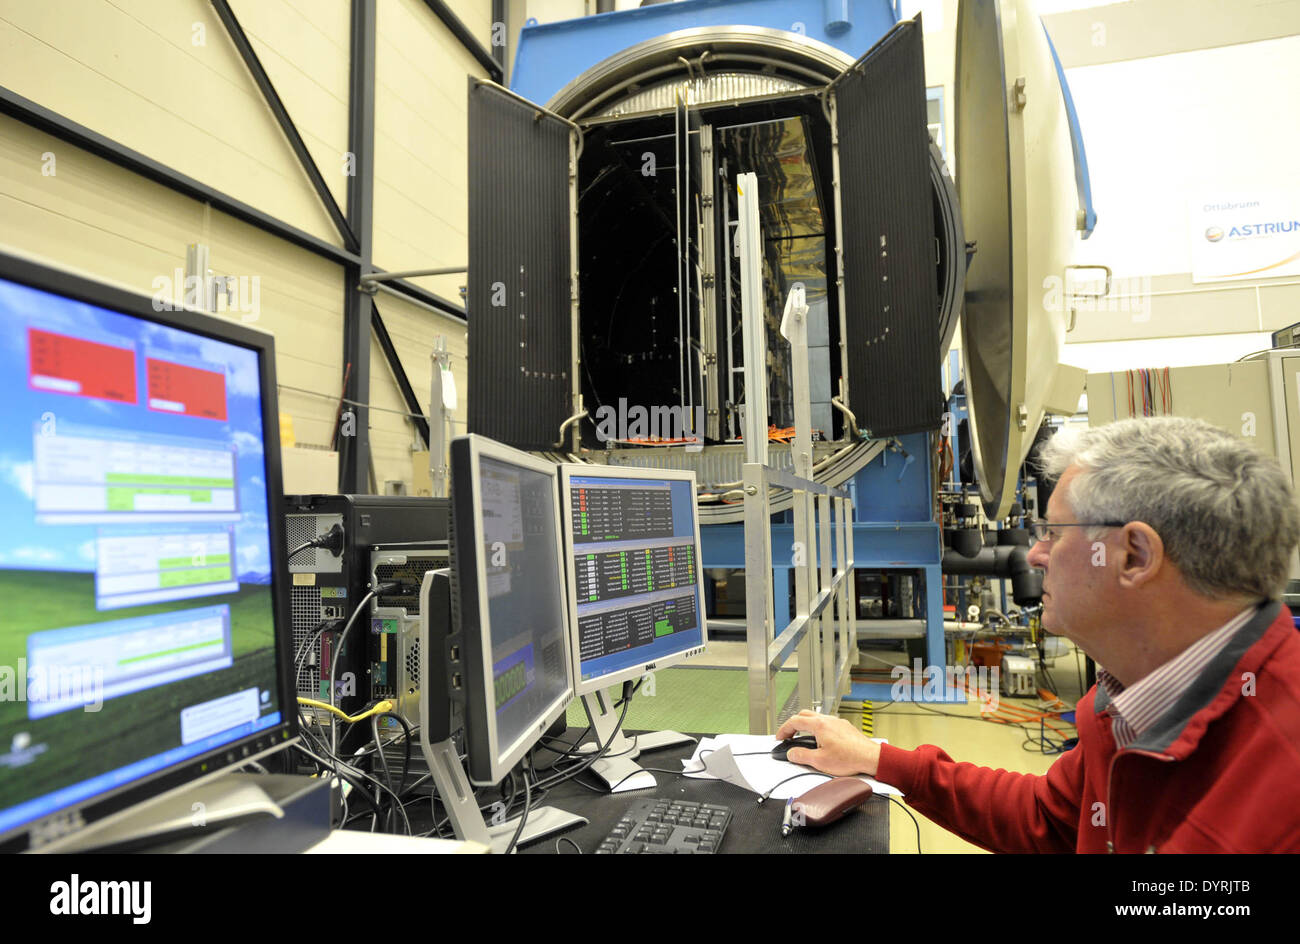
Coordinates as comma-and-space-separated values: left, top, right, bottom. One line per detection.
1116, 522, 1163, 589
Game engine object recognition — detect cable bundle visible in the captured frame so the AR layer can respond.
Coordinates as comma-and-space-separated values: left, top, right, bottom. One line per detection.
289, 676, 652, 852
1124, 366, 1172, 417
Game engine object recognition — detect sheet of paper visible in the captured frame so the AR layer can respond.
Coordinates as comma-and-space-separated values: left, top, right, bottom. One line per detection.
305, 832, 486, 854
697, 743, 759, 794
681, 733, 904, 799
611, 770, 657, 793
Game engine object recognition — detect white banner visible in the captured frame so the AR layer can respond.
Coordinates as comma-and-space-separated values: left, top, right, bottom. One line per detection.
1190, 194, 1300, 283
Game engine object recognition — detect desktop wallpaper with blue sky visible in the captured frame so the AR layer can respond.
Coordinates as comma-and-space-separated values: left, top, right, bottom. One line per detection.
0, 277, 272, 582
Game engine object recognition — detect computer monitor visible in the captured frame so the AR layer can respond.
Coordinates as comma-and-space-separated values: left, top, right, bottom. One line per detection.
448, 434, 574, 785
420, 435, 584, 850
0, 253, 296, 852
559, 464, 707, 789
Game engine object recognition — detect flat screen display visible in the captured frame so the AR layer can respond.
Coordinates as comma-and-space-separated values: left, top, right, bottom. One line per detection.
564, 471, 705, 690
0, 274, 286, 841
477, 456, 570, 759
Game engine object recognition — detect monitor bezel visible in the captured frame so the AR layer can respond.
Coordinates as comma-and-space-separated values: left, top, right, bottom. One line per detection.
0, 250, 299, 852
559, 463, 708, 697
449, 435, 575, 786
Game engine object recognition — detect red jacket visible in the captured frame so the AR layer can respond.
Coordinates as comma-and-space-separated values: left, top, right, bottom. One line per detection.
876, 601, 1300, 853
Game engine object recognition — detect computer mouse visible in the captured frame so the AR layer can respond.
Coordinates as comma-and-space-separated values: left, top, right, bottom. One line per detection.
771, 735, 819, 762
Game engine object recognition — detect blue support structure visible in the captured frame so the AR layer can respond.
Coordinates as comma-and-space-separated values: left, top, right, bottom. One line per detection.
841, 432, 952, 703
699, 431, 954, 707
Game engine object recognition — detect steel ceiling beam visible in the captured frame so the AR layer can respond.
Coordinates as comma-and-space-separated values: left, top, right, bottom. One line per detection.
422, 0, 502, 80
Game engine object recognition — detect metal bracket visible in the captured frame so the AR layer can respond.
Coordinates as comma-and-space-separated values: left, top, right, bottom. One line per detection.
1013, 77, 1027, 110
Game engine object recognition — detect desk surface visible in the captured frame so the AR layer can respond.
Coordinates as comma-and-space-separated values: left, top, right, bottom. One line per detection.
518, 732, 890, 854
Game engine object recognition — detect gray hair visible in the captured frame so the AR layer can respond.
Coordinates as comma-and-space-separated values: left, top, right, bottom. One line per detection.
1037, 417, 1300, 600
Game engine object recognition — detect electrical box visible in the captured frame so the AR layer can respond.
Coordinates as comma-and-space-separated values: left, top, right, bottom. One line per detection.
1000, 654, 1036, 696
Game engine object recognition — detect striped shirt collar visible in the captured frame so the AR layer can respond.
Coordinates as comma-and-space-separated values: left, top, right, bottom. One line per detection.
1097, 606, 1257, 750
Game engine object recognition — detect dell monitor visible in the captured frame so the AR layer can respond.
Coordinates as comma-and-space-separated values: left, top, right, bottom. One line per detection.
559, 464, 707, 790
420, 434, 583, 850
0, 253, 297, 852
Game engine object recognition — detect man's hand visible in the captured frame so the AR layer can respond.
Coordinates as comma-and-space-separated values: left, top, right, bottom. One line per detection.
774, 710, 882, 777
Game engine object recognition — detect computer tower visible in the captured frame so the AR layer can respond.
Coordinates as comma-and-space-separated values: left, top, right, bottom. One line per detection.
283, 495, 448, 729
369, 542, 449, 725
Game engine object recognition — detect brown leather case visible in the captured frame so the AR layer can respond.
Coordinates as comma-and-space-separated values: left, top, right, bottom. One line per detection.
794, 777, 874, 828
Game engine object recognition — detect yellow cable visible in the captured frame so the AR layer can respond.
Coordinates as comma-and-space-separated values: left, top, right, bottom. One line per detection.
297, 697, 395, 723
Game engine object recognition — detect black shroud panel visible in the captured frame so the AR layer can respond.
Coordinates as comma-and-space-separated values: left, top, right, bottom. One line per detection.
835, 19, 942, 437
467, 80, 573, 450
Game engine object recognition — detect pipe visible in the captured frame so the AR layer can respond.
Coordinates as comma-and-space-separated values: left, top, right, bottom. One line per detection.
553, 409, 589, 449
831, 395, 860, 439
941, 545, 1044, 606
942, 545, 1028, 576
360, 266, 467, 288
824, 0, 851, 35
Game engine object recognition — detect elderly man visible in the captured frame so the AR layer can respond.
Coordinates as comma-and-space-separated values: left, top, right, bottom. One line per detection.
779, 416, 1300, 853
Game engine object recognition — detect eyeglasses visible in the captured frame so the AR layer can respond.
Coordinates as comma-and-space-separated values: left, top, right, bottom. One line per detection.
1026, 518, 1128, 543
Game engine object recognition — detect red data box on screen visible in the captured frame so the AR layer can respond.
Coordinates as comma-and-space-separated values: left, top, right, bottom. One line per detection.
146, 358, 228, 421
27, 328, 138, 404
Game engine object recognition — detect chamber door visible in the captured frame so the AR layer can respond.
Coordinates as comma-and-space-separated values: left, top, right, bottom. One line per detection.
467, 79, 578, 451
956, 0, 1084, 519
829, 17, 942, 439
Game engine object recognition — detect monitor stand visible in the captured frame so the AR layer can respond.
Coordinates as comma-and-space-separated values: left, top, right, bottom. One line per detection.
576, 686, 695, 792
421, 737, 586, 853
50, 772, 288, 852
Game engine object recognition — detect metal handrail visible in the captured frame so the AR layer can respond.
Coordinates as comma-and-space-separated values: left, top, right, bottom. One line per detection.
735, 174, 858, 732
743, 462, 857, 732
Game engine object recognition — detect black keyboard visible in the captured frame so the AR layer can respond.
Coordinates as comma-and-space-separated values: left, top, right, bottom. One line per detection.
595, 798, 732, 854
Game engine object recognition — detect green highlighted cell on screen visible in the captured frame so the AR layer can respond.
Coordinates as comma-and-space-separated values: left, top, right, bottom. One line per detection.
654, 620, 673, 637
158, 553, 230, 569
117, 637, 223, 666
105, 473, 234, 488
106, 487, 213, 510
495, 661, 528, 708
158, 566, 232, 588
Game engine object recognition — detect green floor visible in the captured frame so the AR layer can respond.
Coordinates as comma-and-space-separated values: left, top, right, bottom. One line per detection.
564, 666, 799, 734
